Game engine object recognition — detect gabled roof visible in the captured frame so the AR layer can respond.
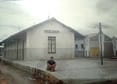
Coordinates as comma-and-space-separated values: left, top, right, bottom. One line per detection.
112, 36, 117, 40
1, 17, 84, 42
85, 33, 112, 41
104, 34, 112, 41
85, 33, 98, 38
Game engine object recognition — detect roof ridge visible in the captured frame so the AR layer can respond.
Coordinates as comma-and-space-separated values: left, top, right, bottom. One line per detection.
1, 18, 84, 42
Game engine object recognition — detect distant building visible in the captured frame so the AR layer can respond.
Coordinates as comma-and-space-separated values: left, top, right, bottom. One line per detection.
0, 43, 4, 56
75, 36, 85, 57
1, 18, 84, 60
112, 37, 117, 57
85, 33, 113, 58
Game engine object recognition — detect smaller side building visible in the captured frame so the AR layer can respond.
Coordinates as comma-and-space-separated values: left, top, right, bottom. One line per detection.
85, 33, 113, 58
75, 37, 85, 57
0, 43, 4, 56
85, 33, 100, 57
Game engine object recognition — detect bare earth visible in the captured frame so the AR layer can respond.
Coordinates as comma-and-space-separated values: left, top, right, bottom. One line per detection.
0, 63, 34, 84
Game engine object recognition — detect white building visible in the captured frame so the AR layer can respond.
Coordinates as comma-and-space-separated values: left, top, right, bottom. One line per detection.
75, 37, 85, 57
2, 18, 84, 60
85, 33, 113, 58
112, 37, 117, 57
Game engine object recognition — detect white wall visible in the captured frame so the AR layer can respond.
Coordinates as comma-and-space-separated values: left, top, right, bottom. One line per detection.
84, 37, 90, 56
25, 20, 75, 60
4, 37, 26, 60
5, 42, 17, 60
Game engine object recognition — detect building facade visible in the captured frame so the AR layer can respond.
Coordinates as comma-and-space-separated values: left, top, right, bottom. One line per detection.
75, 38, 85, 57
0, 44, 4, 56
85, 33, 113, 58
2, 18, 84, 60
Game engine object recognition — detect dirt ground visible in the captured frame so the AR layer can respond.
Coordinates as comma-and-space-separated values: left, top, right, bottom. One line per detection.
0, 62, 43, 84
0, 71, 17, 84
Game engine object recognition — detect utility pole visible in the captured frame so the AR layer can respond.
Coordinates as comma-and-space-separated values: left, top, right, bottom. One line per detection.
47, 10, 50, 20
99, 22, 103, 65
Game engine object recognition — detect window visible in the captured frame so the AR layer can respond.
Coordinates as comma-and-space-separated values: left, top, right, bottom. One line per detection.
75, 44, 78, 48
81, 44, 84, 49
48, 36, 56, 53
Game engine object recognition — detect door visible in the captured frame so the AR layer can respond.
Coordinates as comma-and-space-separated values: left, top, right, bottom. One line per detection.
90, 47, 99, 57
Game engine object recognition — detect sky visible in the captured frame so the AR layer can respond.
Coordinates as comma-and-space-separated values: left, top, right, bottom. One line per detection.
0, 0, 117, 41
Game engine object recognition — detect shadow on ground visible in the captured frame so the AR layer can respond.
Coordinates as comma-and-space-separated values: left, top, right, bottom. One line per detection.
89, 80, 117, 84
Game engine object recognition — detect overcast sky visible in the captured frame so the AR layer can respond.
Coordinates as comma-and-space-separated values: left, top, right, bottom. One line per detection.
0, 0, 117, 41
